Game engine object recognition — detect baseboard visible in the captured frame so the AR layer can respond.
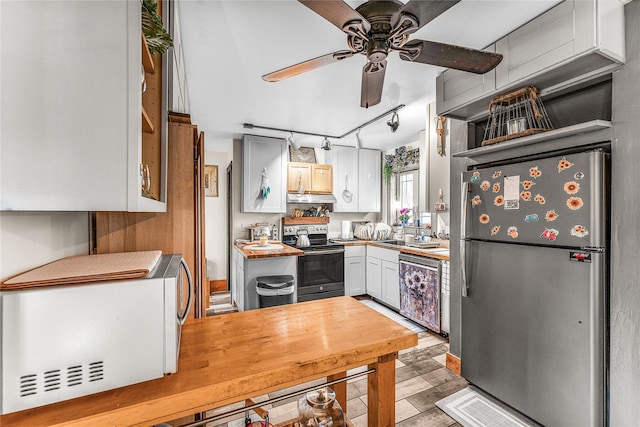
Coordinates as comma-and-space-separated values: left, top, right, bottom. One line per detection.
209, 279, 227, 293
446, 352, 461, 375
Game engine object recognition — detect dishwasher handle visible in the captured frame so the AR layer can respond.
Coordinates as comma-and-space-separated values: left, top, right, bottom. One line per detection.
398, 253, 440, 270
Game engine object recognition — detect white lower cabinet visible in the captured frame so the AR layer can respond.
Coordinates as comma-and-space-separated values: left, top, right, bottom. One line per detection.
366, 246, 399, 310
344, 245, 366, 296
365, 257, 382, 300
381, 259, 400, 310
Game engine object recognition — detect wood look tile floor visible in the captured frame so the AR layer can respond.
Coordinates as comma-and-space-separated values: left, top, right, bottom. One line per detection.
203, 300, 468, 427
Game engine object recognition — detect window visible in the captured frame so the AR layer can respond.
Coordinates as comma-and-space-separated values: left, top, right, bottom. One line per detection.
391, 169, 419, 224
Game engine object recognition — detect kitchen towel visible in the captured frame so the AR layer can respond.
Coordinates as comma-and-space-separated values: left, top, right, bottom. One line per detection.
1, 250, 162, 290
341, 220, 352, 239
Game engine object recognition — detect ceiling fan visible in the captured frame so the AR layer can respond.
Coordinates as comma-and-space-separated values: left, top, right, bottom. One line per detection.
262, 0, 503, 108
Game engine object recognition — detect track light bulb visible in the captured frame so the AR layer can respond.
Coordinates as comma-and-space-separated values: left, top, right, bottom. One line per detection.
321, 137, 331, 151
355, 129, 362, 149
387, 111, 399, 133
288, 132, 300, 150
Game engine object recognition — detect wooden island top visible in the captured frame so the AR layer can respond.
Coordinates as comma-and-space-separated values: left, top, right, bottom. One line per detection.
1, 296, 418, 427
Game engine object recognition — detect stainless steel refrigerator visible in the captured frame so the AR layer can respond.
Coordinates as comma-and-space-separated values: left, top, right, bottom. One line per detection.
460, 149, 608, 426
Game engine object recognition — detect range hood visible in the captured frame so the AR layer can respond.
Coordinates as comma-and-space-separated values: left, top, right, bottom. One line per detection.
286, 193, 337, 204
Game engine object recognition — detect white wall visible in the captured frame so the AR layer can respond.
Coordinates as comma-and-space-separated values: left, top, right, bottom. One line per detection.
204, 150, 231, 281
427, 103, 451, 235
0, 212, 89, 280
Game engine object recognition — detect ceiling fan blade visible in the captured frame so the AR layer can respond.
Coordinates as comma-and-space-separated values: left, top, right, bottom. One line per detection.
262, 50, 355, 82
398, 39, 503, 74
392, 0, 460, 33
361, 60, 387, 109
299, 0, 371, 34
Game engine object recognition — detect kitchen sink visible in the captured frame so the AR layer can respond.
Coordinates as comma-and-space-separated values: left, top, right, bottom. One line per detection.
377, 240, 405, 245
405, 242, 440, 249
377, 240, 440, 249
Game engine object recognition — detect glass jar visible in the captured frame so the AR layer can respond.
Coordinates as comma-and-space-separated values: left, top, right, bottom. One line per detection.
297, 387, 345, 427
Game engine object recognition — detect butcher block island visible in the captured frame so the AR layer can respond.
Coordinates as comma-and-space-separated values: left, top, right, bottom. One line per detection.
0, 297, 417, 427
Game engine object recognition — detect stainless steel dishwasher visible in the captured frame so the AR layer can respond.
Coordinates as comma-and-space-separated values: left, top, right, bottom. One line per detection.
398, 253, 442, 334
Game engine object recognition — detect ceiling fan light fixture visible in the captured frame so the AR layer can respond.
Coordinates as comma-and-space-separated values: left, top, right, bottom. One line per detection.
321, 137, 331, 151
387, 111, 399, 133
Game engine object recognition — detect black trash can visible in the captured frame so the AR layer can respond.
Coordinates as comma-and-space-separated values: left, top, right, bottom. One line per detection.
256, 275, 295, 308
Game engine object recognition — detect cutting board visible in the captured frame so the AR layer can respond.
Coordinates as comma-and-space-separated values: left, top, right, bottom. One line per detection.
0, 250, 162, 290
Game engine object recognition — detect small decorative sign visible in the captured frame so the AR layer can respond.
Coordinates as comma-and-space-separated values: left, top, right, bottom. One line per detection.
204, 165, 218, 197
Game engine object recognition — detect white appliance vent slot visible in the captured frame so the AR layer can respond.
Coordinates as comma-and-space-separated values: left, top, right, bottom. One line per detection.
18, 361, 105, 399
67, 365, 83, 387
19, 374, 37, 397
88, 361, 104, 382
44, 369, 61, 392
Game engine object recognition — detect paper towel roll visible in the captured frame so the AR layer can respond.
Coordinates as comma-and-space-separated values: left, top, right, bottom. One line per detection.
341, 220, 352, 239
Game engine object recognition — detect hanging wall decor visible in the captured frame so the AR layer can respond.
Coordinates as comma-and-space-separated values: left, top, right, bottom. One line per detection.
204, 165, 218, 197
260, 167, 270, 199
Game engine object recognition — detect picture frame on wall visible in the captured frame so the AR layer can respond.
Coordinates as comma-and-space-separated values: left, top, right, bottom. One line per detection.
204, 165, 218, 197
289, 146, 317, 163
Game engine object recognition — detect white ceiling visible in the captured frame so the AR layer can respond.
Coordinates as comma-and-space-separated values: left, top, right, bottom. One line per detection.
178, 0, 562, 152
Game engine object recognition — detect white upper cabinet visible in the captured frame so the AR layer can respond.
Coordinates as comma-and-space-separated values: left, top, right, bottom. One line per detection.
0, 1, 166, 212
331, 146, 359, 212
436, 45, 497, 115
436, 0, 625, 119
358, 149, 381, 213
242, 135, 287, 213
330, 146, 380, 212
494, 0, 624, 89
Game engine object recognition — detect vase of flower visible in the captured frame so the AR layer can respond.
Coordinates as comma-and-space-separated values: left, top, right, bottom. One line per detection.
399, 208, 411, 225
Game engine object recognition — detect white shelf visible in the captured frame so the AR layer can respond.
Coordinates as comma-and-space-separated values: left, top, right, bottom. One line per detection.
453, 120, 612, 159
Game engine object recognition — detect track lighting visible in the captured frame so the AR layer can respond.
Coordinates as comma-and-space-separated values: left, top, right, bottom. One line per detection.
355, 129, 362, 149
320, 137, 331, 151
387, 111, 399, 133
242, 104, 404, 142
287, 132, 301, 150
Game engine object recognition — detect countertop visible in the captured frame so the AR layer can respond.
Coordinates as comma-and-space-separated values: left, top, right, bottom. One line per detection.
0, 297, 417, 427
235, 241, 304, 259
338, 239, 450, 261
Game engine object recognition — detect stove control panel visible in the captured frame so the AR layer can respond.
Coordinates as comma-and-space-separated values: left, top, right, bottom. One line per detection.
283, 224, 328, 236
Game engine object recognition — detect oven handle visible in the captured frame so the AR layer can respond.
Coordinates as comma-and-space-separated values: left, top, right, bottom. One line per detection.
303, 249, 345, 256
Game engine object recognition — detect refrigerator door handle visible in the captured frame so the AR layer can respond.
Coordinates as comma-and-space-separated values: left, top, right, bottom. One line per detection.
460, 177, 469, 297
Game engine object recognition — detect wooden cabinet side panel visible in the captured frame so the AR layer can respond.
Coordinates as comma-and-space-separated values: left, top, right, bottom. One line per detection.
96, 122, 201, 319
142, 44, 164, 201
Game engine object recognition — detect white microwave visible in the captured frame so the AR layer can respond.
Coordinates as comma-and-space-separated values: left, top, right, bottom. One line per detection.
0, 253, 193, 415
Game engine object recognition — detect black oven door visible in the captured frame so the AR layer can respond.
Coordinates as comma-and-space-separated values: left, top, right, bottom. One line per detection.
297, 248, 344, 302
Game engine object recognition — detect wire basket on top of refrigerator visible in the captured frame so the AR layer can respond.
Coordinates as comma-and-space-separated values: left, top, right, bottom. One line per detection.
481, 86, 553, 146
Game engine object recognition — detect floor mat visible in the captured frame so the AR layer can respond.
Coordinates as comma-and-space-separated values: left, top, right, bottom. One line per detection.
436, 386, 542, 427
359, 299, 426, 333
